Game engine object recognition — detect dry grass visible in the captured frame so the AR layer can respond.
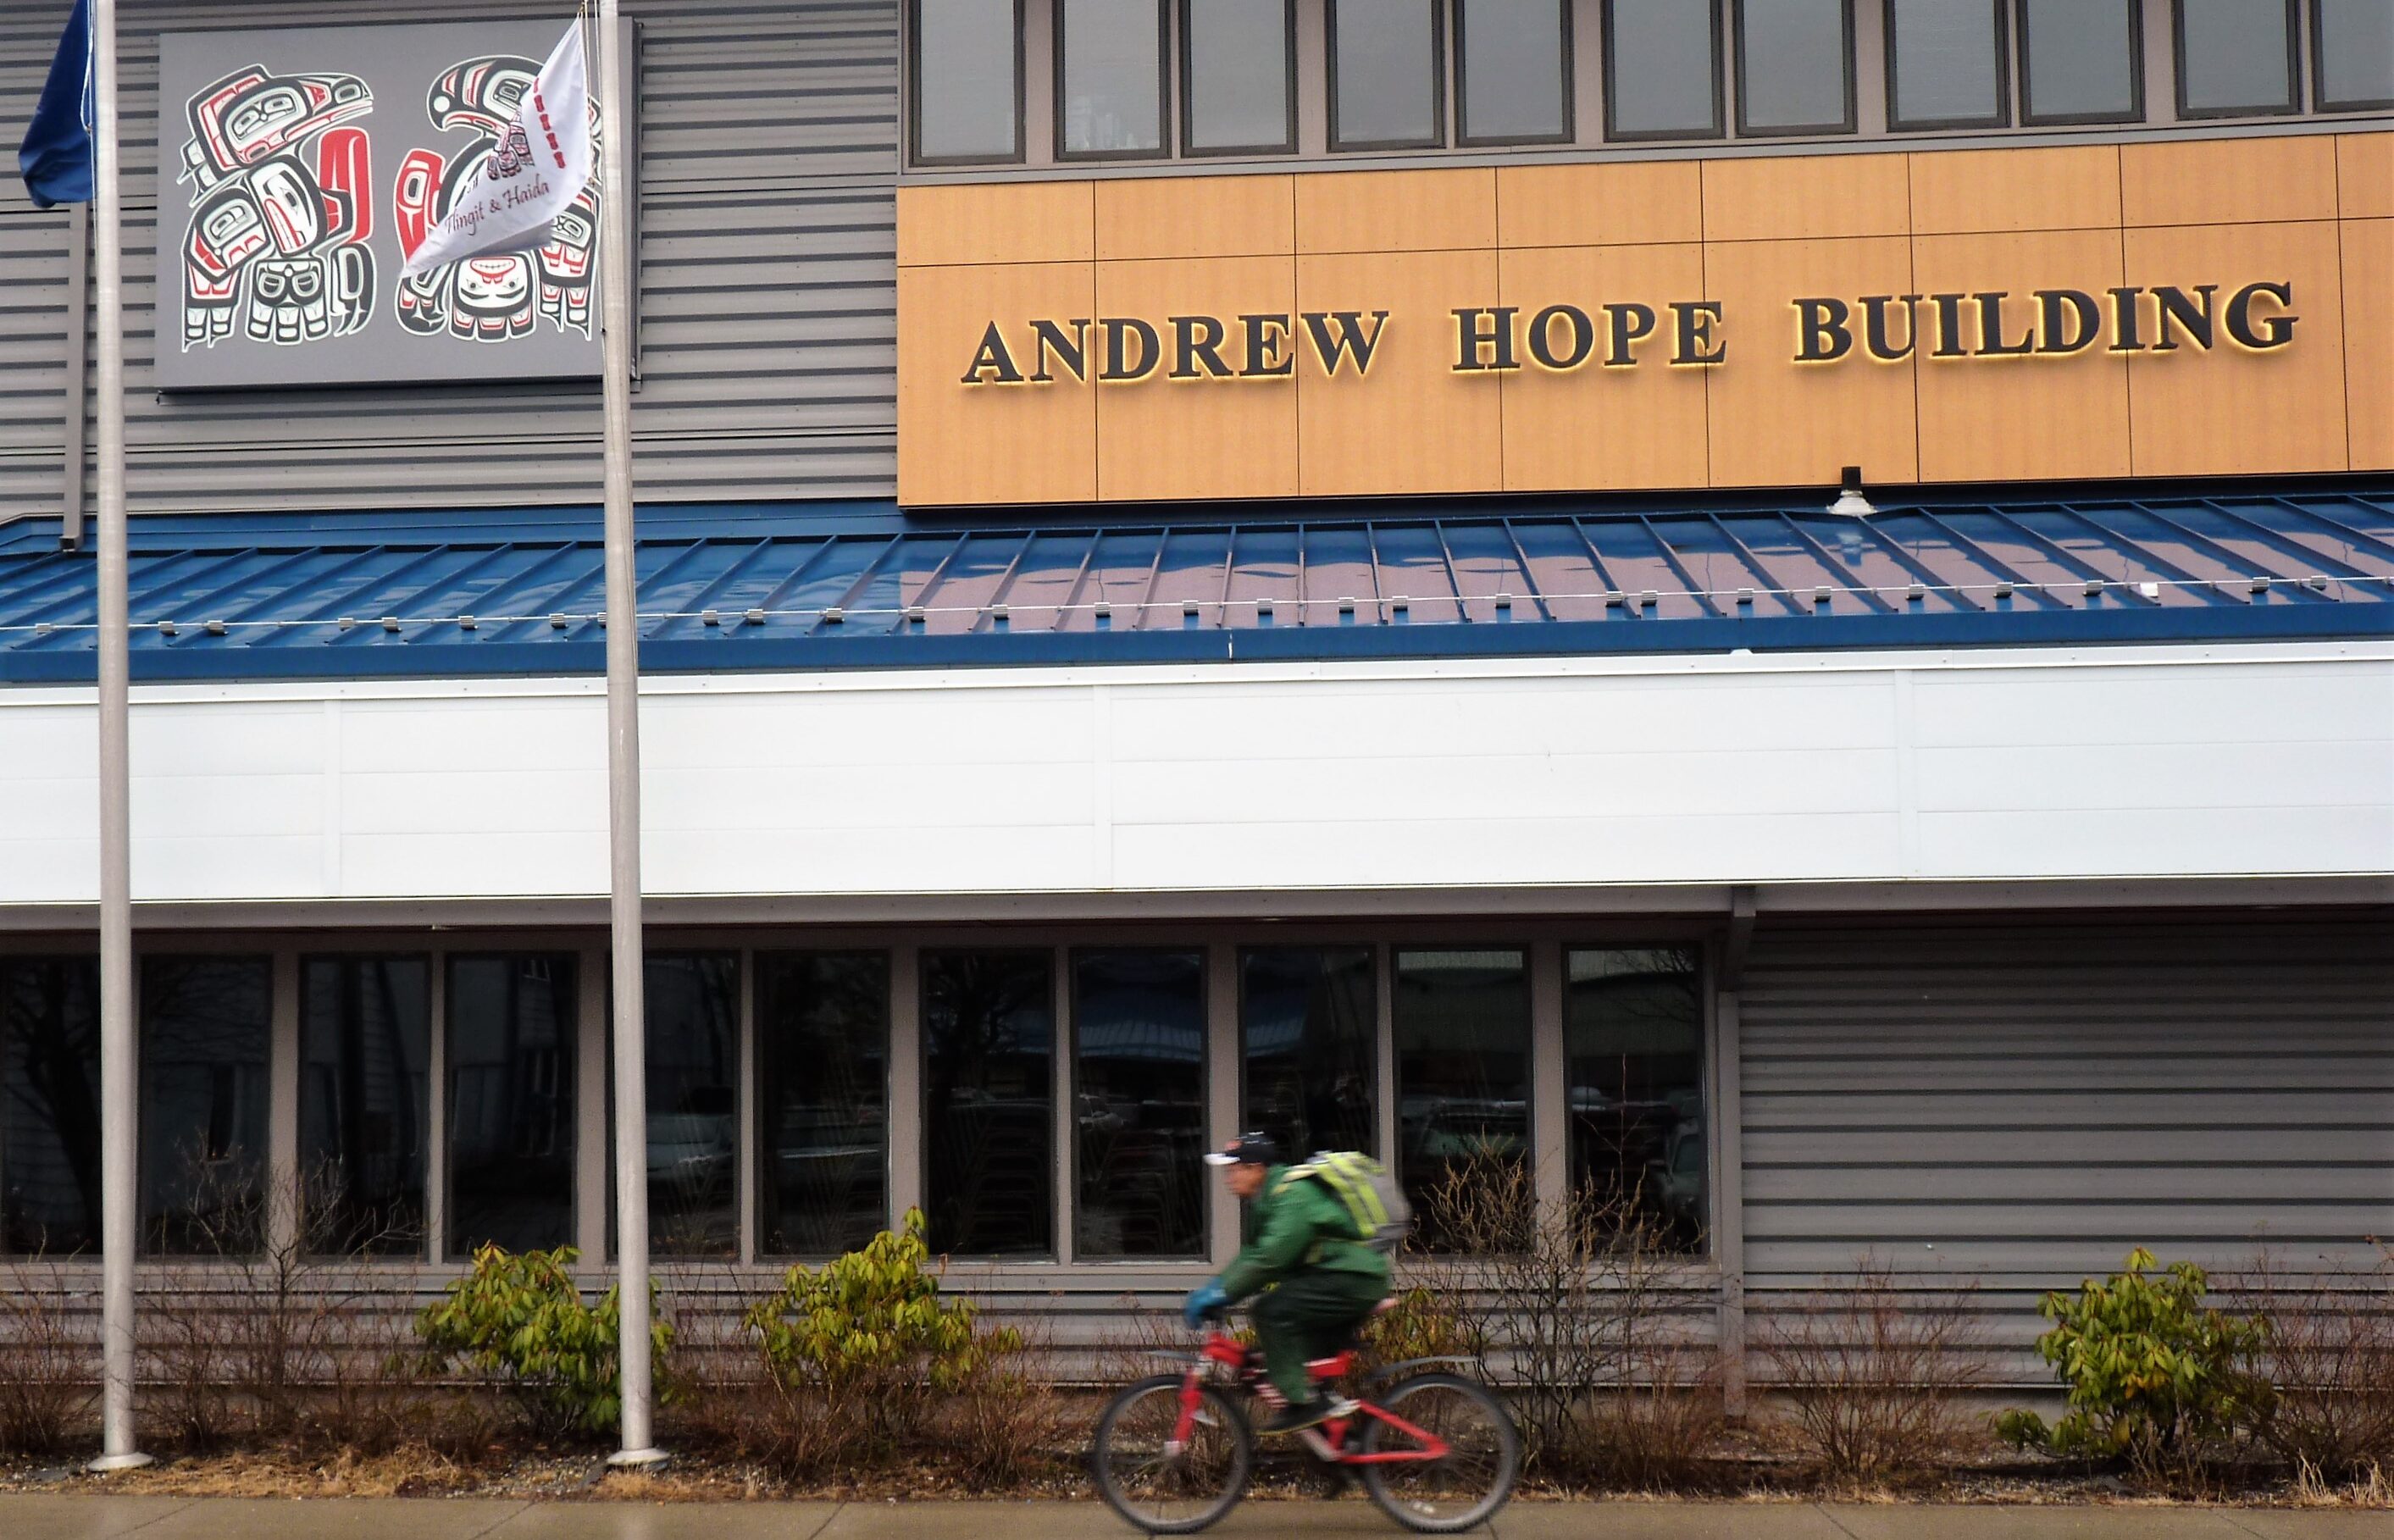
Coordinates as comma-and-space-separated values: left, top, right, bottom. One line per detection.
1757, 1260, 1990, 1488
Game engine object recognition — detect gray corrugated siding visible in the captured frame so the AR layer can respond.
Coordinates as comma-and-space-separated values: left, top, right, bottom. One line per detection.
0, 0, 897, 523
1739, 919, 2394, 1285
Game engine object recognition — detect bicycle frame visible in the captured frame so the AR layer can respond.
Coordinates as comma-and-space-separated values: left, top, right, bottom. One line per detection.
1167, 1332, 1452, 1466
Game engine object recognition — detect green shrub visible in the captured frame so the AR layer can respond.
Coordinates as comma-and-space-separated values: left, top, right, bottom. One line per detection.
416, 1244, 671, 1439
1997, 1247, 2265, 1476
742, 1208, 1017, 1460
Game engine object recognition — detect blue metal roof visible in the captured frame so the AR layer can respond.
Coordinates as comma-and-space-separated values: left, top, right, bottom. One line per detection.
1, 490, 2390, 684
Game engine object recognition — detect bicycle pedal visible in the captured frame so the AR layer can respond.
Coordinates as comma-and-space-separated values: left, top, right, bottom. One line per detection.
1325, 1396, 1360, 1418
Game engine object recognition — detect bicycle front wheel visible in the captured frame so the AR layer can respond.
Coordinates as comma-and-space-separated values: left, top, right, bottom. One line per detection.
1358, 1372, 1520, 1534
1090, 1373, 1253, 1535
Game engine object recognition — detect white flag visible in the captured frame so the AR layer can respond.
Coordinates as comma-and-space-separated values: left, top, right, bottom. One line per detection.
401, 21, 593, 279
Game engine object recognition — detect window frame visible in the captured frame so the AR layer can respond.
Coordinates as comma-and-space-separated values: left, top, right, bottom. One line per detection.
1732, 0, 1862, 136
1882, 0, 2013, 130
1054, 0, 1172, 162
907, 0, 1029, 168
1176, 0, 1300, 157
1455, 0, 1579, 147
2017, 0, 2147, 124
1327, 0, 1452, 152
2174, 0, 2303, 118
1602, 0, 1729, 140
2310, 0, 2394, 110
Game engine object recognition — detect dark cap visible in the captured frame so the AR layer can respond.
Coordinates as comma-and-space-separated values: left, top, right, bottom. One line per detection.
1203, 1132, 1282, 1168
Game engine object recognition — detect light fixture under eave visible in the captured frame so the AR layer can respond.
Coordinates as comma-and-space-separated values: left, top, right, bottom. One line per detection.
1826, 464, 1876, 518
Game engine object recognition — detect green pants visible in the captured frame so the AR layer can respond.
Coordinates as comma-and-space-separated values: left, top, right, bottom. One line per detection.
1251, 1269, 1388, 1405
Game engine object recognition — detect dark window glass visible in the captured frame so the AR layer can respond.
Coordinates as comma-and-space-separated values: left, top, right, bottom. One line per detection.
447, 955, 576, 1257
1331, 0, 1445, 147
2178, 0, 2298, 114
1072, 950, 1205, 1259
1606, 0, 1726, 136
2, 959, 102, 1255
1566, 948, 1706, 1252
914, 0, 1022, 161
2020, 0, 2142, 121
141, 958, 270, 1255
1888, 0, 2007, 126
1183, 0, 1294, 152
300, 958, 429, 1255
1060, 0, 1164, 155
2314, 0, 2394, 107
757, 953, 889, 1257
923, 950, 1052, 1256
1737, 0, 1855, 132
1240, 948, 1377, 1160
640, 955, 739, 1258
1460, 0, 1572, 142
1394, 949, 1528, 1250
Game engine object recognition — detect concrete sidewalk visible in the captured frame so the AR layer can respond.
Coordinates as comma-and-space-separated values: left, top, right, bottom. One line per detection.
3, 1496, 2389, 1540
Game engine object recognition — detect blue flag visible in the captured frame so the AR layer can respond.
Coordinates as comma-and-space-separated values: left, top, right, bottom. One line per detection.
19, 0, 95, 209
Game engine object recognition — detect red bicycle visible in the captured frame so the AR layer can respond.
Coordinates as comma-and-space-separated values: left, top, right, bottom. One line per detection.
1090, 1315, 1519, 1534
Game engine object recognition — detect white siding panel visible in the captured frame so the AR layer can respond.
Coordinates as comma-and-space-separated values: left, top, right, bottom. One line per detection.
0, 643, 2385, 906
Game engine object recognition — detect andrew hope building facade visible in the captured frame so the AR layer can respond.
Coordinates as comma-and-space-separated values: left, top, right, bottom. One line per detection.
0, 0, 2389, 1395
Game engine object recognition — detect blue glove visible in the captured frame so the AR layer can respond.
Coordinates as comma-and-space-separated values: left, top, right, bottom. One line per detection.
1183, 1278, 1230, 1330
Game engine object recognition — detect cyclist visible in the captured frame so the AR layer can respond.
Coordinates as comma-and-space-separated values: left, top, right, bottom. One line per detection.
1183, 1132, 1391, 1434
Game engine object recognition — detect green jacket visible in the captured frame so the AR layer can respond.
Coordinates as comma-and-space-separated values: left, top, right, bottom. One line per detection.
1219, 1164, 1392, 1303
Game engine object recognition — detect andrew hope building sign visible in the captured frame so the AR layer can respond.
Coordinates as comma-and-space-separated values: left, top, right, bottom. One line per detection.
957, 280, 2300, 385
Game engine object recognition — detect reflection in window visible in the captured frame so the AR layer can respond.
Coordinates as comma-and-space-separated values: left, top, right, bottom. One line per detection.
141, 958, 271, 1255
1737, 0, 1854, 132
1183, 0, 1294, 152
758, 953, 888, 1256
1073, 950, 1205, 1259
300, 958, 429, 1255
2314, 0, 2393, 107
2, 959, 102, 1255
1889, 0, 2006, 127
1460, 0, 1571, 142
1241, 948, 1377, 1160
923, 950, 1052, 1256
2178, 0, 2297, 114
447, 956, 576, 1257
1566, 949, 1706, 1252
1331, 0, 1445, 147
1394, 950, 1528, 1249
2020, 0, 2141, 121
1060, 0, 1163, 155
641, 956, 739, 1258
1606, 0, 1725, 136
914, 0, 1022, 161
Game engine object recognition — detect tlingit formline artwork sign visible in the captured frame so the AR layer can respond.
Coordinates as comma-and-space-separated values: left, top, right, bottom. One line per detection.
958, 280, 2299, 386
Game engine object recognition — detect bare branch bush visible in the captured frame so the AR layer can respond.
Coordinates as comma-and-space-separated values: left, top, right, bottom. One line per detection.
0, 1254, 92, 1454
1421, 1152, 1723, 1488
938, 1319, 1079, 1488
1758, 1260, 1989, 1488
2230, 1248, 2394, 1482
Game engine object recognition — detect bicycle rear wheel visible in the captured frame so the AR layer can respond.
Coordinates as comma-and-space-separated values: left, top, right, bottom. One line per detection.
1091, 1373, 1252, 1534
1358, 1372, 1520, 1534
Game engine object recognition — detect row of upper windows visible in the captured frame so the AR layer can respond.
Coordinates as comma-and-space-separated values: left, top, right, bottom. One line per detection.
906, 0, 2394, 169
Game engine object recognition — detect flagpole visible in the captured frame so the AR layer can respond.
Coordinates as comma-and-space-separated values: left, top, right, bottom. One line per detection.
595, 0, 662, 1469
85, 0, 149, 1474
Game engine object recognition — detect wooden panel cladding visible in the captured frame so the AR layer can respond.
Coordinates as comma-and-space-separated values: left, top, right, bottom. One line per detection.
1095, 257, 1300, 501
2344, 220, 2394, 471
2340, 135, 2394, 221
2125, 222, 2347, 477
2121, 136, 2339, 227
896, 133, 2377, 506
1498, 244, 1710, 491
1908, 146, 2122, 235
1296, 250, 1503, 496
1913, 230, 2132, 484
1704, 236, 1920, 488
